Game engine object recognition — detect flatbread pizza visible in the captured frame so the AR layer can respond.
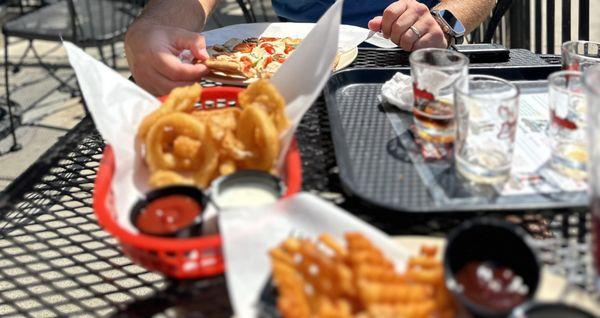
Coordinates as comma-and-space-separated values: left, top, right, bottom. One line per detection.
204, 37, 302, 79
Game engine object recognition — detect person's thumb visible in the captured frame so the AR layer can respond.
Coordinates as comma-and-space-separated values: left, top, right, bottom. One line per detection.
173, 29, 209, 61
368, 16, 383, 32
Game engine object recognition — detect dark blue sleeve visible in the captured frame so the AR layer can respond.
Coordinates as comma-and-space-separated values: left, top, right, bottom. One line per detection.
421, 0, 440, 9
273, 0, 443, 28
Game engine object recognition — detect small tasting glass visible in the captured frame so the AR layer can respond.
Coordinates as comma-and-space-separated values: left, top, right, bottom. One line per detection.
547, 71, 587, 180
583, 64, 600, 291
562, 40, 600, 72
454, 75, 520, 184
409, 48, 469, 144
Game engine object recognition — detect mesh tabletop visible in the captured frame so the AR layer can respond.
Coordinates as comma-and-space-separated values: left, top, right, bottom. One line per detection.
0, 119, 231, 317
0, 49, 597, 317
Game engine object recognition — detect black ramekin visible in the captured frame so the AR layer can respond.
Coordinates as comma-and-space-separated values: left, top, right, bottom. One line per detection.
130, 185, 208, 238
444, 218, 541, 318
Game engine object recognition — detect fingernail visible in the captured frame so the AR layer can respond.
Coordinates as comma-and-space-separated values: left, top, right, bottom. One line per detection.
199, 48, 209, 59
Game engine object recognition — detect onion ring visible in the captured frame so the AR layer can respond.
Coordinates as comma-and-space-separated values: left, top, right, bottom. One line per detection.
221, 130, 252, 160
193, 134, 219, 188
163, 83, 202, 112
192, 107, 241, 141
172, 135, 201, 160
138, 107, 170, 139
145, 113, 206, 171
238, 80, 285, 111
238, 80, 289, 133
236, 104, 279, 170
138, 83, 202, 139
139, 81, 289, 190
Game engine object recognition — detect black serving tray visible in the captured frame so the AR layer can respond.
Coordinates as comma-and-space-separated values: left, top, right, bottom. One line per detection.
323, 65, 588, 213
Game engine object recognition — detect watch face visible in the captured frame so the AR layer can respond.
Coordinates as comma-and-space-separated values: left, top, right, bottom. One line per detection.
437, 9, 465, 36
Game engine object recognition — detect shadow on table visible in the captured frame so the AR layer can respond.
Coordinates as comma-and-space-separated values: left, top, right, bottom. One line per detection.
111, 276, 232, 318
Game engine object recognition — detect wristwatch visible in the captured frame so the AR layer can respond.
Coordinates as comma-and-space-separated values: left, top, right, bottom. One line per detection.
430, 9, 465, 46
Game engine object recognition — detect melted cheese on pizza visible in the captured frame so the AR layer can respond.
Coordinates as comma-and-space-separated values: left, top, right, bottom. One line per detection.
205, 36, 301, 79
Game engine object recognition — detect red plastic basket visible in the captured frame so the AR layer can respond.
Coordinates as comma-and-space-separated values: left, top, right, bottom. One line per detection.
93, 86, 302, 279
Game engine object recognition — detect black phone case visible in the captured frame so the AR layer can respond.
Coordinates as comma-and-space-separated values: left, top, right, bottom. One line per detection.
453, 43, 511, 63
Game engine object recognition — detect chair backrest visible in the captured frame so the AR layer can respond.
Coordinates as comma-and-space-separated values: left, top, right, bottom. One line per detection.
65, 0, 145, 44
468, 0, 512, 45
235, 0, 258, 23
483, 0, 512, 43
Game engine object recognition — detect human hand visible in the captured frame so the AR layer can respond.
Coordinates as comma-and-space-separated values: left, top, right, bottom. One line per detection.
368, 0, 448, 51
125, 21, 210, 96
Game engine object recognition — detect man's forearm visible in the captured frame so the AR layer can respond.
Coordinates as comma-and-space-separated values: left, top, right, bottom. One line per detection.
136, 0, 218, 32
435, 0, 495, 33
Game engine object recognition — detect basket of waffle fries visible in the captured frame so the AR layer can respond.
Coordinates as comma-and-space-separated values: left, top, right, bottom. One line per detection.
262, 233, 457, 318
93, 80, 302, 279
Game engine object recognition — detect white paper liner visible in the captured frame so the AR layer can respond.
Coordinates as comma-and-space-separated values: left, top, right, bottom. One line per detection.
219, 193, 410, 318
64, 42, 159, 233
272, 0, 343, 167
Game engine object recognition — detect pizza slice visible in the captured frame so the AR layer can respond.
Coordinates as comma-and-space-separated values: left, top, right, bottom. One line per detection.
205, 37, 260, 78
204, 37, 302, 80
205, 54, 258, 78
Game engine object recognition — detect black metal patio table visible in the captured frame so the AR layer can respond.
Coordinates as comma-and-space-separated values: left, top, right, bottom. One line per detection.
0, 48, 596, 317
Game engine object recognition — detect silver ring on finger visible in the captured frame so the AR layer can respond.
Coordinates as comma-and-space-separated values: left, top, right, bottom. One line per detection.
409, 25, 422, 39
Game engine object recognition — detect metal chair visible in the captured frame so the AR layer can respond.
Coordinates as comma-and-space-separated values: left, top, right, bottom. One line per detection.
2, 0, 144, 151
467, 0, 512, 44
235, 0, 256, 23
7, 0, 57, 15
483, 0, 512, 43
235, 0, 271, 23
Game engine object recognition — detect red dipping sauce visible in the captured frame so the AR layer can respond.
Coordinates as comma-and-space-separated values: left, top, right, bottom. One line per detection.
455, 261, 528, 311
135, 195, 201, 236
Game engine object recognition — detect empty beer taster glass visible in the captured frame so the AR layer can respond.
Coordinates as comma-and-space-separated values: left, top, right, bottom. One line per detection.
409, 48, 468, 144
547, 71, 587, 180
454, 75, 520, 184
562, 40, 600, 72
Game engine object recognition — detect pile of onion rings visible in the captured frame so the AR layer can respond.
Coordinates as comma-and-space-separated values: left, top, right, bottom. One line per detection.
137, 80, 289, 189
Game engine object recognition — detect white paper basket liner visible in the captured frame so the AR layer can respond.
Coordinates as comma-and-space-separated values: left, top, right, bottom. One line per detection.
219, 192, 410, 318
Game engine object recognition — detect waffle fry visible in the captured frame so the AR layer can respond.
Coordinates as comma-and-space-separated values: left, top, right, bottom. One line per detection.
138, 80, 288, 189
268, 233, 457, 318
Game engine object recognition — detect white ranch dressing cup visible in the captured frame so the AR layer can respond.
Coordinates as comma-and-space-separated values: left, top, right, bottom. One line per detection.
210, 170, 286, 210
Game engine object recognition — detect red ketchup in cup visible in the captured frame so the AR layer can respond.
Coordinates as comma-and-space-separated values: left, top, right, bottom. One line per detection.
455, 261, 529, 312
131, 186, 206, 237
135, 195, 201, 236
